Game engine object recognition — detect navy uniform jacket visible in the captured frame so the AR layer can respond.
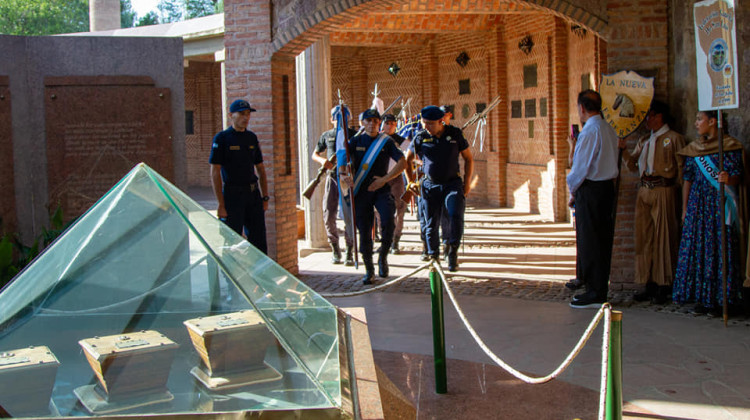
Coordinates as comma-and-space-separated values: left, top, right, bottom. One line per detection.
347, 133, 404, 192
209, 127, 263, 186
409, 125, 468, 183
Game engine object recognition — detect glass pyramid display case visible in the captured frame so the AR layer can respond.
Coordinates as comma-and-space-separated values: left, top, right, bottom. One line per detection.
0, 164, 355, 419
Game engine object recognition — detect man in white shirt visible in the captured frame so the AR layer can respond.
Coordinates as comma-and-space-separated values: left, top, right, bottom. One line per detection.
567, 90, 620, 308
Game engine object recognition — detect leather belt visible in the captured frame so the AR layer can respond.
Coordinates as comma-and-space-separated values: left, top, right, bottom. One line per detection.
639, 176, 675, 189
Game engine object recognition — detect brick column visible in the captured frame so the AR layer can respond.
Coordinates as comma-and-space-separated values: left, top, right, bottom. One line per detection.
296, 37, 332, 250
488, 27, 508, 207
550, 18, 569, 222
224, 0, 298, 273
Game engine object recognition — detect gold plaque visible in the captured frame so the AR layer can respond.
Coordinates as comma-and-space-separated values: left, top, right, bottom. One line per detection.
600, 71, 655, 138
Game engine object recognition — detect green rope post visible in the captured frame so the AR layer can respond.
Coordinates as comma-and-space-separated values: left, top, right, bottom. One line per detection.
429, 266, 447, 394
606, 311, 623, 420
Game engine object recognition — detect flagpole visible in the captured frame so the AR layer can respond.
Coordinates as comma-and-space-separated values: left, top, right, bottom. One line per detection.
718, 109, 727, 326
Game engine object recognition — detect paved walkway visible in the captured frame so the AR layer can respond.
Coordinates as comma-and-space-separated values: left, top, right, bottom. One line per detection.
295, 207, 750, 420
188, 188, 750, 419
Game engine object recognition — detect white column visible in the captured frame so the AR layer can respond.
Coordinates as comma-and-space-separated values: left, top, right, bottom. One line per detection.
89, 0, 121, 32
296, 37, 332, 250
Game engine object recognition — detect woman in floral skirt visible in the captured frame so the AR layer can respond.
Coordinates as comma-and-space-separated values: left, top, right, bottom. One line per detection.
673, 110, 744, 315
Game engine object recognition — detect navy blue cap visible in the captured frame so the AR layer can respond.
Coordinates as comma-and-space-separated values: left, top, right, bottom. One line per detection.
382, 113, 397, 122
421, 105, 444, 121
229, 99, 257, 113
360, 108, 381, 121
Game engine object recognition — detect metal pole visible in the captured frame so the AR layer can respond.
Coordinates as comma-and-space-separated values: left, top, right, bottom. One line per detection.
429, 265, 447, 393
718, 110, 727, 326
605, 311, 623, 420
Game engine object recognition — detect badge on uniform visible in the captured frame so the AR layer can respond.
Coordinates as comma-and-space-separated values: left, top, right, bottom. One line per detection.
362, 163, 369, 170
230, 145, 240, 150
663, 138, 671, 147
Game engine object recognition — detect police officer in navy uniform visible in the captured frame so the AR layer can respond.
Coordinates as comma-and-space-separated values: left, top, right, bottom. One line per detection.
345, 109, 406, 284
405, 105, 474, 271
209, 99, 269, 254
312, 106, 357, 265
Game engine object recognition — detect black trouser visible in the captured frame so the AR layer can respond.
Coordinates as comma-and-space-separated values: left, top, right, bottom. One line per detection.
222, 184, 267, 254
574, 179, 616, 300
354, 185, 395, 261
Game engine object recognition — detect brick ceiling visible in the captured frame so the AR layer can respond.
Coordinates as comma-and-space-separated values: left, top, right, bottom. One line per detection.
329, 0, 544, 47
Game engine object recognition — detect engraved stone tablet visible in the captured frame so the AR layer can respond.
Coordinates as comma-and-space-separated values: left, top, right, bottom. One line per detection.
44, 76, 173, 220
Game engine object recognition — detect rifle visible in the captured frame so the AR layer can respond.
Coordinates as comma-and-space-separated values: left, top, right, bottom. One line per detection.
302, 155, 336, 200
462, 95, 502, 130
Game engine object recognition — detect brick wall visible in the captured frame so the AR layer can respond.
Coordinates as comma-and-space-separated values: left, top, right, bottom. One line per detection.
184, 61, 223, 188
224, 0, 299, 273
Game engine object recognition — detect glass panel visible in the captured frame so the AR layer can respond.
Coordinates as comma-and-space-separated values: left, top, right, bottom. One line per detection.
0, 164, 341, 417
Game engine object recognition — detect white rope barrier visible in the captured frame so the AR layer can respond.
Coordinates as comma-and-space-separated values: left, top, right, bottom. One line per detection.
319, 262, 432, 298
320, 259, 615, 419
432, 262, 613, 419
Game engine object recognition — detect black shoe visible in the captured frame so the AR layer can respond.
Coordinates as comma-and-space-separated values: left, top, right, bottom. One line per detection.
651, 286, 671, 305
391, 241, 401, 255
634, 282, 657, 302
362, 272, 374, 285
570, 291, 606, 309
330, 243, 342, 264
690, 304, 709, 315
378, 253, 389, 278
447, 245, 458, 272
344, 246, 354, 266
565, 278, 584, 291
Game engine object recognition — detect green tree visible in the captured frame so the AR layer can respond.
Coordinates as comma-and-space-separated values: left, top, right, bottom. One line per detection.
0, 0, 89, 35
121, 0, 137, 28
157, 0, 183, 23
137, 11, 160, 26
185, 0, 217, 19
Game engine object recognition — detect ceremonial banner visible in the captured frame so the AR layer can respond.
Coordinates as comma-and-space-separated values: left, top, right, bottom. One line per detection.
600, 71, 655, 138
694, 0, 739, 110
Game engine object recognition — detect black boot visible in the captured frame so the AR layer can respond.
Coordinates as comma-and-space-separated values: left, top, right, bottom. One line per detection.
362, 256, 375, 285
420, 240, 430, 261
651, 285, 671, 304
330, 243, 342, 264
344, 245, 355, 266
634, 282, 657, 302
390, 238, 401, 255
447, 244, 459, 272
378, 250, 389, 278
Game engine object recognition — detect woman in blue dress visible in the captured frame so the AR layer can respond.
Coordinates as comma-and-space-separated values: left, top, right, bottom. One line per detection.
673, 110, 744, 315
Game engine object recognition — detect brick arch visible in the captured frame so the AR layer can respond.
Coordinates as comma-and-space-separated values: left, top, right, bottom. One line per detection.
271, 0, 607, 56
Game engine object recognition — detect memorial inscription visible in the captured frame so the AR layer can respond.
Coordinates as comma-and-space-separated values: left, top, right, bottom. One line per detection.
45, 76, 173, 219
0, 76, 15, 233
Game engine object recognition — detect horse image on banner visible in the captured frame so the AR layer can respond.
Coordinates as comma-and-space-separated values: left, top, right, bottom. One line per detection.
600, 71, 655, 138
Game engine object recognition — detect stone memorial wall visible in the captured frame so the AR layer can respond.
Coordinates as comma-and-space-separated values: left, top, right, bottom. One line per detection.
45, 76, 173, 217
0, 76, 15, 233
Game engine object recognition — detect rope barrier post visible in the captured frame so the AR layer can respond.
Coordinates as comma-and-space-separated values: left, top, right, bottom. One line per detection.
606, 311, 623, 420
429, 265, 447, 394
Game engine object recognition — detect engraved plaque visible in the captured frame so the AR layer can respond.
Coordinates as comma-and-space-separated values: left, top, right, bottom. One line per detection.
459, 79, 471, 95
540, 97, 548, 117
0, 76, 15, 233
525, 99, 536, 118
45, 76, 173, 220
523, 65, 537, 88
511, 101, 522, 118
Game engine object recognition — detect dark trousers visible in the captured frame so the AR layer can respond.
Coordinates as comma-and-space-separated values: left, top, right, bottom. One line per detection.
222, 185, 267, 254
421, 178, 465, 256
355, 186, 395, 260
574, 179, 616, 299
323, 175, 353, 247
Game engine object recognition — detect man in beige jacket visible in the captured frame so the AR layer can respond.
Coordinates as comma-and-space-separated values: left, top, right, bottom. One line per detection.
618, 100, 686, 304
